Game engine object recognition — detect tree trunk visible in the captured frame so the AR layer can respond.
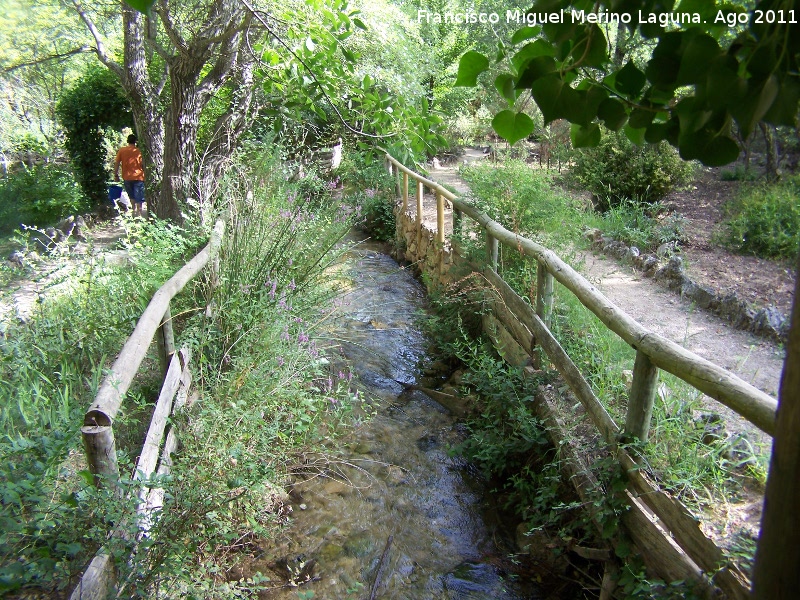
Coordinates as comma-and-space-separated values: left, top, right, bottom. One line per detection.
121, 6, 164, 215
760, 122, 779, 180
751, 251, 800, 598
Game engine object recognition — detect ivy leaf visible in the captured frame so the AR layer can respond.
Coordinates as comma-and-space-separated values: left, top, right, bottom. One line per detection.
570, 123, 601, 148
124, 0, 156, 14
455, 51, 489, 87
492, 110, 535, 145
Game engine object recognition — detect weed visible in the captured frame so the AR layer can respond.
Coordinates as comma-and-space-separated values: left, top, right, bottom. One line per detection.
721, 176, 800, 259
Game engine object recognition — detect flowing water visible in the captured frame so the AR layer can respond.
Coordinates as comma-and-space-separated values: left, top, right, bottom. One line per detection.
259, 232, 542, 599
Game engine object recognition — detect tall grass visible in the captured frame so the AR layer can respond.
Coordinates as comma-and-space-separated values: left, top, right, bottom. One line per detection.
722, 176, 800, 259
111, 148, 362, 596
0, 212, 201, 596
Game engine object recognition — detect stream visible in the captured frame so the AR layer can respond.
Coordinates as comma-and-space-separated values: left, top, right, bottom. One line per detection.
259, 231, 543, 599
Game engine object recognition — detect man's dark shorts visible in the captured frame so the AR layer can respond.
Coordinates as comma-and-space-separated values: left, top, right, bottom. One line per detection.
124, 180, 145, 204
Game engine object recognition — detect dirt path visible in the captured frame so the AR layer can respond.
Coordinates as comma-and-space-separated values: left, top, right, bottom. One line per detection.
426, 153, 785, 450
0, 222, 125, 326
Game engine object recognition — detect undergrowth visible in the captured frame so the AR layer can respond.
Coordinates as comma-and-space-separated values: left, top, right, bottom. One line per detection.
433, 157, 767, 595
721, 176, 800, 259
0, 147, 361, 597
0, 212, 200, 596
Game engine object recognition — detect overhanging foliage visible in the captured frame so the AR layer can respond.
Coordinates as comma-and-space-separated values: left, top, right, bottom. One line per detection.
456, 0, 799, 166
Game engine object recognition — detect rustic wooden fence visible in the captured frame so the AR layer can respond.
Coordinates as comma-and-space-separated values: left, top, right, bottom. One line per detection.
70, 220, 224, 600
385, 153, 776, 599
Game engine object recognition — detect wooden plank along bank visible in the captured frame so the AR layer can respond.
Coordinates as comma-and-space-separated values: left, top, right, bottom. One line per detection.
71, 221, 224, 600
385, 152, 774, 598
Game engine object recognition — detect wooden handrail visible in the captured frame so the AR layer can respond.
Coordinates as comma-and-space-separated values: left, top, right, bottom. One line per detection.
384, 153, 777, 436
84, 219, 224, 428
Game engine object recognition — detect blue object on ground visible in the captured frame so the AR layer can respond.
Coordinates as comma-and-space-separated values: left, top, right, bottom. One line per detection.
108, 185, 123, 203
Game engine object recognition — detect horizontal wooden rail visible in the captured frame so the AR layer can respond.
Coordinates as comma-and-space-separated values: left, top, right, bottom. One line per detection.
84, 219, 224, 428
384, 153, 777, 436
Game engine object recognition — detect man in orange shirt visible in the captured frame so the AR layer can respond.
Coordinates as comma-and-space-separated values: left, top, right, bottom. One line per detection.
114, 134, 146, 217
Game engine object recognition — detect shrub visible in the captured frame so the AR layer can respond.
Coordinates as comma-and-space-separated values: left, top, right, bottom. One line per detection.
56, 65, 133, 206
600, 201, 687, 251
338, 151, 396, 242
722, 177, 800, 259
571, 133, 694, 211
0, 164, 89, 232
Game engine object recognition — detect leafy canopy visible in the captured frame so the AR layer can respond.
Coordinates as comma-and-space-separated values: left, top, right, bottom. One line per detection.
456, 0, 799, 166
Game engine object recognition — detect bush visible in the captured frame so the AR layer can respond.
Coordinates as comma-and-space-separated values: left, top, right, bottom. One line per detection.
0, 164, 89, 232
338, 151, 396, 242
571, 133, 694, 211
722, 177, 800, 259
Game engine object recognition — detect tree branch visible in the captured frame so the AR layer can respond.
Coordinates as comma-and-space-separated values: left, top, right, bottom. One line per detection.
239, 0, 394, 140
2, 46, 93, 74
70, 0, 123, 77
153, 0, 187, 54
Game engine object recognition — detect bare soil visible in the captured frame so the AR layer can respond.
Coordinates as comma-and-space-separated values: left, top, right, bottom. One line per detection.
665, 168, 796, 316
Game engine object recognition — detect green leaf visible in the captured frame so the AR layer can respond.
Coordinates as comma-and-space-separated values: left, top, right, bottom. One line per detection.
624, 125, 646, 145
123, 0, 155, 14
494, 74, 519, 106
511, 40, 555, 72
731, 75, 781, 139
615, 61, 647, 97
629, 106, 656, 129
679, 131, 740, 166
352, 18, 367, 30
573, 24, 607, 68
511, 26, 541, 44
676, 32, 721, 86
515, 56, 557, 88
492, 110, 535, 145
531, 75, 582, 124
570, 123, 601, 148
763, 76, 800, 127
598, 98, 627, 130
455, 51, 490, 87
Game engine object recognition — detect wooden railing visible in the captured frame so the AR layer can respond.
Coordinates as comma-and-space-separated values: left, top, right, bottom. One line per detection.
71, 220, 224, 600
385, 153, 775, 599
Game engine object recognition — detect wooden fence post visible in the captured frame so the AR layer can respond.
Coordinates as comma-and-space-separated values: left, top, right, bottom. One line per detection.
156, 303, 175, 379
81, 425, 121, 495
486, 231, 499, 271
536, 261, 554, 327
624, 350, 660, 442
402, 172, 409, 213
436, 191, 445, 244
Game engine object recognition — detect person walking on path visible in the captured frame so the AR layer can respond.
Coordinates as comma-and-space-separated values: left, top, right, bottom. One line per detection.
114, 134, 146, 217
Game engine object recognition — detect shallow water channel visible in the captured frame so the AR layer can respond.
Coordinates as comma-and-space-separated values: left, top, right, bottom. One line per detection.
260, 232, 542, 599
